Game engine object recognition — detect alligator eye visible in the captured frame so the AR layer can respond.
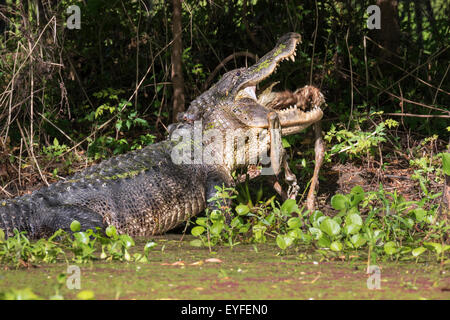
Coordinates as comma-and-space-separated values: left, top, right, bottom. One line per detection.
236, 71, 240, 76
183, 115, 188, 121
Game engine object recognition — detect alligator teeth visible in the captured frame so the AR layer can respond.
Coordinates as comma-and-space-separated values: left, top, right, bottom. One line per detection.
289, 55, 295, 62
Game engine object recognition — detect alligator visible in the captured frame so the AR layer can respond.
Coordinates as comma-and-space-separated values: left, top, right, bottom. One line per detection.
0, 32, 325, 239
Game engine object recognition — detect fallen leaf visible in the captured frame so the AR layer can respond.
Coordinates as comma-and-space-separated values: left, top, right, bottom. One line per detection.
205, 258, 223, 263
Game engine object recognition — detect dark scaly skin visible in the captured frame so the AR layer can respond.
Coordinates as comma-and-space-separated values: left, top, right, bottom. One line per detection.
0, 33, 325, 238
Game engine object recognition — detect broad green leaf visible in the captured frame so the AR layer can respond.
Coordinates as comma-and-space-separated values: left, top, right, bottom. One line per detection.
331, 194, 349, 210
287, 217, 302, 229
317, 234, 331, 248
313, 215, 328, 229
309, 227, 323, 240
330, 240, 343, 252
189, 239, 203, 247
281, 199, 300, 215
424, 242, 442, 254
210, 222, 224, 235
144, 241, 157, 253
70, 220, 81, 232
191, 226, 206, 237
288, 228, 303, 240
282, 138, 291, 148
74, 232, 90, 245
345, 213, 363, 226
320, 218, 341, 237
412, 247, 427, 257
344, 213, 363, 235
309, 210, 323, 224
120, 235, 135, 249
77, 290, 95, 300
384, 241, 397, 255
195, 217, 208, 227
442, 153, 450, 176
235, 204, 250, 216
105, 225, 117, 238
276, 235, 288, 250
351, 234, 366, 248
351, 185, 364, 194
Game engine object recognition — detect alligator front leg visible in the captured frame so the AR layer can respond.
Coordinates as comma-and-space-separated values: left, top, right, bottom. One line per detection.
305, 121, 324, 212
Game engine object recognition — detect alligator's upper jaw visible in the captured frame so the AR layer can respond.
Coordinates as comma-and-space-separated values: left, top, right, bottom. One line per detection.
234, 32, 301, 95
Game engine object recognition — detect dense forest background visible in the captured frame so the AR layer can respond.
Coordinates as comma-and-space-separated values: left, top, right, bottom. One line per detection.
0, 0, 448, 200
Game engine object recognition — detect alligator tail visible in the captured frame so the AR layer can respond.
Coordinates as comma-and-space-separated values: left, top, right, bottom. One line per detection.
0, 195, 38, 238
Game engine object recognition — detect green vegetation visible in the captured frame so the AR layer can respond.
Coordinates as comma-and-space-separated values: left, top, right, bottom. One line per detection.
0, 0, 449, 299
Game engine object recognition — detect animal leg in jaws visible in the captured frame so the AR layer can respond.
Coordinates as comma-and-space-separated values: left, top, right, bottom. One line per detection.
267, 112, 299, 200
306, 121, 324, 213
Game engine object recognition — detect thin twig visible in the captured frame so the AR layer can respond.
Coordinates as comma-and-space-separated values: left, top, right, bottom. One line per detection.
309, 0, 318, 85
382, 112, 450, 119
345, 28, 354, 129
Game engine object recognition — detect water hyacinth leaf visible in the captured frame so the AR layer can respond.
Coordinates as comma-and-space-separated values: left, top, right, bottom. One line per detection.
288, 228, 303, 240
412, 247, 427, 257
320, 218, 341, 237
105, 225, 117, 238
351, 185, 364, 195
384, 241, 397, 255
332, 216, 342, 225
442, 152, 450, 175
313, 215, 328, 229
191, 226, 206, 237
350, 234, 366, 248
276, 235, 287, 250
210, 222, 224, 235
344, 213, 363, 235
74, 232, 90, 245
349, 186, 365, 206
309, 227, 323, 240
124, 249, 131, 261
424, 242, 442, 254
189, 239, 203, 247
70, 220, 81, 232
120, 235, 135, 249
344, 224, 360, 235
309, 210, 324, 225
331, 194, 349, 210
287, 217, 302, 229
281, 199, 300, 215
195, 217, 208, 227
235, 204, 250, 216
144, 241, 157, 253
77, 290, 95, 300
317, 235, 331, 248
330, 240, 343, 252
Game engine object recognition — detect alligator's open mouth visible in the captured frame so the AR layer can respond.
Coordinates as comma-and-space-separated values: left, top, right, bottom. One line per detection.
233, 33, 324, 131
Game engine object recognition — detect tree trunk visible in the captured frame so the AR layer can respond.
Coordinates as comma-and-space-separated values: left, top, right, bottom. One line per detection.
0, 0, 5, 35
444, 140, 450, 217
171, 0, 185, 123
375, 0, 401, 55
